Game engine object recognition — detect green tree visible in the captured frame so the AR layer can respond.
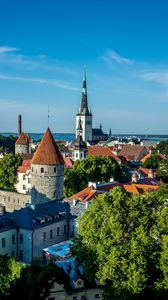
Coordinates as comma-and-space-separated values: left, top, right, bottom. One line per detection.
156, 140, 168, 156
75, 155, 121, 182
157, 160, 168, 182
143, 154, 164, 169
8, 263, 72, 300
64, 167, 87, 197
0, 135, 17, 153
64, 155, 121, 197
0, 154, 22, 191
0, 255, 24, 298
72, 186, 168, 299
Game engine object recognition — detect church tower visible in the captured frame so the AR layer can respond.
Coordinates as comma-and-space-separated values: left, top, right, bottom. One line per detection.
31, 128, 64, 204
73, 118, 87, 161
76, 70, 92, 142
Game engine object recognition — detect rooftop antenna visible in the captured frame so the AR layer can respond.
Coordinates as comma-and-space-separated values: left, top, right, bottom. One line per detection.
48, 106, 50, 128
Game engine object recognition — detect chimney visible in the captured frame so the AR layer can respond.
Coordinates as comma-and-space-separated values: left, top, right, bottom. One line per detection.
88, 182, 97, 189
131, 172, 138, 183
18, 114, 22, 136
148, 169, 154, 179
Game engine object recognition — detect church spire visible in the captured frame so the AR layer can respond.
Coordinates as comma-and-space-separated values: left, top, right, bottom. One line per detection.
80, 69, 90, 115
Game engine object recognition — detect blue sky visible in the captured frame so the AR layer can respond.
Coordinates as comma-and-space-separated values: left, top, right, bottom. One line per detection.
0, 0, 168, 134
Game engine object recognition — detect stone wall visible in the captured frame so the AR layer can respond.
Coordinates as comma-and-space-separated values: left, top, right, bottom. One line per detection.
31, 164, 64, 204
0, 190, 31, 212
15, 144, 29, 155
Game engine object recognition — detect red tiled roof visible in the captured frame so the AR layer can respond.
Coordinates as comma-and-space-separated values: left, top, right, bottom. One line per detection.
31, 128, 64, 165
22, 160, 31, 168
64, 157, 74, 168
88, 146, 121, 162
18, 166, 30, 173
16, 132, 29, 145
68, 181, 159, 202
118, 145, 147, 161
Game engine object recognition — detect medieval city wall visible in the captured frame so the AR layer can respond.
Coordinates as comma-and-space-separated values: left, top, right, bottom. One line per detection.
0, 190, 31, 212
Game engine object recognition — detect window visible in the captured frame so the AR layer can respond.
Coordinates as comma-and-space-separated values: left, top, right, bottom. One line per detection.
64, 225, 67, 234
73, 297, 78, 300
76, 153, 78, 158
57, 227, 60, 236
54, 167, 56, 173
23, 185, 26, 190
81, 296, 86, 300
42, 251, 46, 261
43, 232, 46, 241
19, 234, 23, 244
12, 235, 15, 244
50, 229, 53, 239
41, 168, 44, 173
31, 167, 34, 172
19, 250, 23, 260
11, 251, 15, 257
28, 178, 31, 184
95, 294, 100, 298
2, 238, 6, 248
23, 175, 26, 180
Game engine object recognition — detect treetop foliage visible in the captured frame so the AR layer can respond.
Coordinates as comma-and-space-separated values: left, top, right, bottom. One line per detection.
143, 154, 164, 169
64, 155, 122, 197
0, 153, 22, 191
72, 185, 168, 299
156, 140, 168, 156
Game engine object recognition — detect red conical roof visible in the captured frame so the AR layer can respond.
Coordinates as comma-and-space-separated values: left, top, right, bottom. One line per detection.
16, 132, 28, 145
31, 128, 64, 165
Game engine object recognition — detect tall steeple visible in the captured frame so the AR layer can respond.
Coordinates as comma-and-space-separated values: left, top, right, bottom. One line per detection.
80, 69, 91, 116
76, 69, 92, 142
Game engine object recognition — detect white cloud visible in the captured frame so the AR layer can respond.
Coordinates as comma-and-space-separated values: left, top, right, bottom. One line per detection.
139, 70, 168, 86
103, 50, 133, 65
0, 73, 80, 92
0, 46, 19, 54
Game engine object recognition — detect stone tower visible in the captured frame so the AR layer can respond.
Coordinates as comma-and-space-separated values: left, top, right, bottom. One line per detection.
31, 128, 64, 204
76, 70, 92, 142
73, 118, 87, 161
15, 132, 31, 154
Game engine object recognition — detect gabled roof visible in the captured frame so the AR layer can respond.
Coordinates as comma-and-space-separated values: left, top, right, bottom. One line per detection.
16, 132, 29, 145
88, 146, 122, 162
68, 180, 159, 202
18, 166, 30, 173
31, 128, 64, 165
0, 200, 70, 231
118, 144, 147, 161
64, 157, 74, 168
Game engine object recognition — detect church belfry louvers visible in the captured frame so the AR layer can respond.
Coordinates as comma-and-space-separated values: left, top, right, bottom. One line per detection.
76, 70, 92, 142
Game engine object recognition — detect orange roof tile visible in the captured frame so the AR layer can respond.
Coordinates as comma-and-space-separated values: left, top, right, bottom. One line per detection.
88, 146, 121, 162
18, 166, 30, 173
118, 145, 147, 161
64, 157, 74, 168
68, 181, 159, 202
16, 132, 29, 145
31, 128, 64, 165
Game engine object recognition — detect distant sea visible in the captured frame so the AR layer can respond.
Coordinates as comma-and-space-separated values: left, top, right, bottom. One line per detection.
1, 132, 168, 143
